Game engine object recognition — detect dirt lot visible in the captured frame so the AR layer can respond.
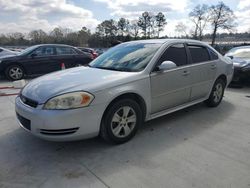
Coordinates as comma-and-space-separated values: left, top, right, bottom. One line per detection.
0, 79, 250, 188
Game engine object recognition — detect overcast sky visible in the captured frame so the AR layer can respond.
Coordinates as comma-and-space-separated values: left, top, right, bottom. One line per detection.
0, 0, 249, 36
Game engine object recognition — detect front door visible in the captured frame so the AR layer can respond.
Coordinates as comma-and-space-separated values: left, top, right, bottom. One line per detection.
25, 46, 58, 74
150, 43, 191, 114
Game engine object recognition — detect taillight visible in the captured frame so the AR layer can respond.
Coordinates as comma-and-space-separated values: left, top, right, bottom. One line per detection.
92, 52, 98, 59
90, 53, 94, 60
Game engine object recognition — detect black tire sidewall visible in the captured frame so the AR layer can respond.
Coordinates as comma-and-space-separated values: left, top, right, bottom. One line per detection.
207, 79, 226, 107
102, 99, 143, 144
5, 65, 24, 81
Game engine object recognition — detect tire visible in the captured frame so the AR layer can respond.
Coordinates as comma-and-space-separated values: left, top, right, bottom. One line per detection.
5, 65, 24, 81
100, 99, 143, 144
205, 78, 226, 107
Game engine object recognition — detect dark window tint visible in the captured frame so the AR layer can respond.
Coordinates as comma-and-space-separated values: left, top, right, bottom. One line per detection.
208, 48, 218, 60
188, 45, 210, 63
159, 43, 187, 66
32, 47, 55, 56
0, 49, 3, 52
56, 47, 76, 55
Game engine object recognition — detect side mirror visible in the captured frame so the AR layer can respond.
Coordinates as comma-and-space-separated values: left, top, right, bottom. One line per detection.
156, 61, 177, 72
31, 53, 37, 58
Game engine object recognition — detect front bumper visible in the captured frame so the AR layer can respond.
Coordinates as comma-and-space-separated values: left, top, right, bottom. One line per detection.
15, 96, 105, 141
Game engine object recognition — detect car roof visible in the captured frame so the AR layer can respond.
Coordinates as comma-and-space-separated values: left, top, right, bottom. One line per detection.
34, 44, 75, 48
124, 38, 210, 46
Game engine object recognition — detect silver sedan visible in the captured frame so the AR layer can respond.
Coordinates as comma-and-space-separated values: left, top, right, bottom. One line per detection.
15, 39, 234, 144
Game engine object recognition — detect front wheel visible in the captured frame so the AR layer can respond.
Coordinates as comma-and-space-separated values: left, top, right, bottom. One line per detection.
205, 78, 226, 107
5, 65, 24, 81
100, 99, 143, 144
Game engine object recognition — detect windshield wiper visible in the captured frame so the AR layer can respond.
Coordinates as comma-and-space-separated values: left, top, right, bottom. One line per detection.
92, 66, 124, 71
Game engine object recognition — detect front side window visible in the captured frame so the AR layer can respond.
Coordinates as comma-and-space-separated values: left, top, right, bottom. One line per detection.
32, 47, 55, 57
158, 43, 187, 66
89, 43, 161, 72
56, 47, 76, 55
188, 45, 210, 63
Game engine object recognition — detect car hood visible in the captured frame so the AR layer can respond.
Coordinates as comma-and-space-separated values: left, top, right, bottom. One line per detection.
231, 57, 250, 67
0, 54, 19, 60
22, 67, 140, 104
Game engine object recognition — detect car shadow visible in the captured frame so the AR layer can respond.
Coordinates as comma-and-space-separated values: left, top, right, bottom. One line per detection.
0, 100, 235, 185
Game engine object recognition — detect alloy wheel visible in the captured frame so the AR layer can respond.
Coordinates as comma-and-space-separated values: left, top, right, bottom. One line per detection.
213, 83, 223, 103
111, 106, 137, 138
9, 67, 23, 80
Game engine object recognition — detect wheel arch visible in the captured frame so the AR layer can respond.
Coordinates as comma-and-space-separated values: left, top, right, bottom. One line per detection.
216, 74, 227, 86
101, 92, 147, 124
4, 62, 27, 74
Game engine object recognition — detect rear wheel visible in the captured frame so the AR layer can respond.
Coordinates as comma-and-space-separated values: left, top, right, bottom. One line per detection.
5, 65, 24, 80
100, 99, 142, 144
205, 78, 226, 107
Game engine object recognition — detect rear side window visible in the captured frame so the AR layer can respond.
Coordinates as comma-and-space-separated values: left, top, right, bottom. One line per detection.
56, 47, 76, 55
208, 48, 218, 60
188, 45, 210, 63
0, 49, 3, 52
158, 43, 187, 66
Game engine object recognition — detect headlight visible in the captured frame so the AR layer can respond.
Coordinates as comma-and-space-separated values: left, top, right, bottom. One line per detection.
43, 91, 94, 110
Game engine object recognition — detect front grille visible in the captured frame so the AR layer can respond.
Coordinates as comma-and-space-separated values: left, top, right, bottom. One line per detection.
20, 94, 38, 108
16, 113, 31, 130
40, 127, 79, 136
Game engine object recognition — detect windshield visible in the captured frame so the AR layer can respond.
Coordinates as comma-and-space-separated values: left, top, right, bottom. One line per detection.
89, 42, 161, 72
18, 45, 39, 56
226, 47, 250, 59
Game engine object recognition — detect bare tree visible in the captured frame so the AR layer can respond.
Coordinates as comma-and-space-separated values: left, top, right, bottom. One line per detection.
155, 12, 167, 38
129, 20, 140, 39
118, 18, 129, 36
138, 12, 151, 38
175, 22, 188, 37
189, 4, 209, 40
209, 2, 236, 45
29, 29, 47, 44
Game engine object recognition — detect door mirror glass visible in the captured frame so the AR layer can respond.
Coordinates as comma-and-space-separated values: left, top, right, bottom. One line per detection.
157, 61, 177, 71
31, 53, 37, 58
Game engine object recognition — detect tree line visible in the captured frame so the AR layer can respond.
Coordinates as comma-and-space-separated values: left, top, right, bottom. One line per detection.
0, 1, 245, 48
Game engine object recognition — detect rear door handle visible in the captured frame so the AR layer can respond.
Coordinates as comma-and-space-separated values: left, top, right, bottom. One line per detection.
211, 65, 217, 69
182, 70, 190, 76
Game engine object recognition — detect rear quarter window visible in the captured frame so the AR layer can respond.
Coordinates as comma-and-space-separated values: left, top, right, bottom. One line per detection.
208, 48, 219, 60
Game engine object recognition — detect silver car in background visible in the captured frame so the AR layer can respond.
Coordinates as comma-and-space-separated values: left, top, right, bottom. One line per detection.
0, 47, 17, 57
15, 39, 234, 144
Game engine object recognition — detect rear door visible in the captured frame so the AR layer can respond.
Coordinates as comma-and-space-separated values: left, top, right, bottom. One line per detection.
55, 46, 78, 68
186, 44, 217, 101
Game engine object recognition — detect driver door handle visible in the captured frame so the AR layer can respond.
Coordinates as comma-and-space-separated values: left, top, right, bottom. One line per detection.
211, 64, 217, 69
182, 70, 190, 76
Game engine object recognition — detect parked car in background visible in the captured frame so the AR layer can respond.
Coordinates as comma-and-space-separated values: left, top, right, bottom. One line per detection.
15, 39, 233, 144
0, 47, 18, 57
78, 47, 98, 59
95, 48, 106, 55
0, 44, 93, 80
225, 46, 250, 84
